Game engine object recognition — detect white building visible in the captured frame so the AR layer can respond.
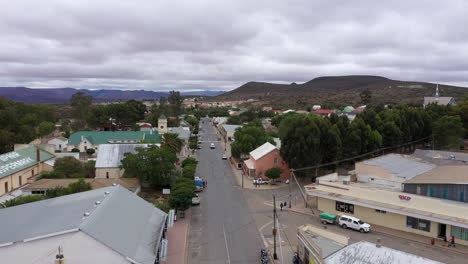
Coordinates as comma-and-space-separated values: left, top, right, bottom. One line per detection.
46, 137, 68, 152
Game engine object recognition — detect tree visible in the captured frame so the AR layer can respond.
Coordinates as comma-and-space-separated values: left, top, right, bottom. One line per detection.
0, 195, 44, 208
169, 177, 195, 216
359, 89, 372, 105
38, 121, 55, 139
71, 148, 80, 152
182, 157, 198, 168
185, 116, 199, 127
71, 92, 92, 126
0, 130, 15, 153
54, 156, 85, 178
227, 115, 242, 125
162, 133, 183, 153
86, 148, 95, 156
231, 123, 273, 159
432, 115, 463, 150
84, 160, 96, 178
182, 164, 196, 178
120, 145, 178, 189
265, 167, 282, 181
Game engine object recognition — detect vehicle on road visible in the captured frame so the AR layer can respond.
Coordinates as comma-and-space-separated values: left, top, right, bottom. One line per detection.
253, 178, 269, 185
195, 179, 204, 192
222, 154, 227, 160
338, 215, 371, 233
192, 195, 200, 205
285, 179, 290, 184
319, 212, 337, 224
210, 143, 215, 149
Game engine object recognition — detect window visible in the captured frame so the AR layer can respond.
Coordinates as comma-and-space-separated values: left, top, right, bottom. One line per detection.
336, 201, 354, 214
442, 190, 448, 199
451, 226, 468, 241
407, 216, 431, 232
274, 157, 278, 164
32, 169, 34, 176
4, 182, 8, 193
460, 192, 465, 202
106, 172, 109, 179
19, 176, 22, 186
429, 187, 435, 197
375, 209, 387, 214
32, 190, 46, 195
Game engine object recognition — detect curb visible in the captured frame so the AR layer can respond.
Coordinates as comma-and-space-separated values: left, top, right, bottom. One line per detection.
184, 208, 192, 264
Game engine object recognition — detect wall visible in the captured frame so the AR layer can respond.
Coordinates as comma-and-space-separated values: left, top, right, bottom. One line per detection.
95, 168, 123, 179
0, 164, 41, 196
253, 149, 290, 180
316, 197, 468, 246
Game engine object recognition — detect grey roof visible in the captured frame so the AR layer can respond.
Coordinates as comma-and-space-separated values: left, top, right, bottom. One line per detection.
424, 97, 456, 106
325, 241, 442, 264
413, 149, 468, 165
0, 185, 167, 264
363, 154, 435, 180
95, 144, 149, 168
168, 127, 191, 141
222, 124, 242, 133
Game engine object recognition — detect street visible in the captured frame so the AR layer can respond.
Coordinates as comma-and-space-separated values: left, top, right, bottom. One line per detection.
187, 118, 263, 264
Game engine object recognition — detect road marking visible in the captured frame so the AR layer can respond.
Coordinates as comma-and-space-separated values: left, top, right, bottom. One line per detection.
223, 224, 231, 264
259, 220, 273, 248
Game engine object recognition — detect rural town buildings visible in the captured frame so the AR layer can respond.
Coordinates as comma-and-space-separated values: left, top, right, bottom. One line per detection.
67, 131, 160, 152
95, 144, 151, 178
219, 124, 242, 142
22, 178, 140, 195
243, 142, 290, 180
46, 137, 68, 152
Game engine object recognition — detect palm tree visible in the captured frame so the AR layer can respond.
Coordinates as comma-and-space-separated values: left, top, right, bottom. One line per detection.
162, 133, 183, 153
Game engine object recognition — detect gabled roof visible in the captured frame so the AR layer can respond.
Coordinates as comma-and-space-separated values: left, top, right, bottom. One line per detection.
0, 186, 166, 264
221, 124, 242, 133
325, 241, 442, 264
69, 131, 160, 145
0, 146, 54, 179
424, 97, 455, 106
168, 127, 191, 140
250, 142, 277, 160
361, 154, 435, 180
95, 144, 150, 168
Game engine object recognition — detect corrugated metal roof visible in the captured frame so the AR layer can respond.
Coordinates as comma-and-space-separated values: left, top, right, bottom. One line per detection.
95, 144, 149, 168
69, 131, 160, 145
363, 154, 435, 180
221, 124, 242, 133
168, 127, 190, 141
0, 185, 166, 264
413, 149, 468, 162
404, 166, 468, 184
424, 97, 455, 106
325, 241, 442, 264
250, 142, 277, 160
0, 146, 54, 179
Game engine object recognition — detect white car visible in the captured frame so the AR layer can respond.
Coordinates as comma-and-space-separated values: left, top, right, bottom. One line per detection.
210, 143, 215, 149
222, 154, 227, 160
253, 178, 269, 185
192, 195, 200, 205
338, 215, 371, 233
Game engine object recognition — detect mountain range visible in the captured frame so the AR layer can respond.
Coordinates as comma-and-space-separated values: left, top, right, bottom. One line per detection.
0, 87, 225, 103
215, 75, 468, 107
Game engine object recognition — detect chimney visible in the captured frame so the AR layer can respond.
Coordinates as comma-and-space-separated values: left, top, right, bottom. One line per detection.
36, 148, 41, 162
376, 237, 381, 248
81, 135, 84, 141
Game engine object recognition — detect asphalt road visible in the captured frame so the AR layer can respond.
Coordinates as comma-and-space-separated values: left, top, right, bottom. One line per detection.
187, 118, 263, 264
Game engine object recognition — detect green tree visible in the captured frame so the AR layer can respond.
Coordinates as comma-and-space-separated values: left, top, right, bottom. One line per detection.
84, 160, 96, 178
54, 157, 85, 178
227, 115, 242, 125
86, 148, 95, 156
0, 130, 15, 153
182, 157, 198, 168
38, 121, 55, 139
359, 89, 372, 105
162, 133, 183, 153
120, 145, 178, 189
265, 167, 282, 181
169, 177, 195, 216
71, 92, 92, 127
231, 123, 273, 159
182, 164, 196, 178
433, 115, 463, 150
0, 195, 44, 208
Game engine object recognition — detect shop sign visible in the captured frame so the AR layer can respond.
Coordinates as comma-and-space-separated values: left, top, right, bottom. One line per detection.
398, 195, 411, 201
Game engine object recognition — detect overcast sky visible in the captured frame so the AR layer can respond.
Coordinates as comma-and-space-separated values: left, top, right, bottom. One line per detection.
1, 0, 468, 91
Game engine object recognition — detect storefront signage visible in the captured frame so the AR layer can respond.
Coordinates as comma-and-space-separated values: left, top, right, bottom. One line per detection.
399, 195, 411, 201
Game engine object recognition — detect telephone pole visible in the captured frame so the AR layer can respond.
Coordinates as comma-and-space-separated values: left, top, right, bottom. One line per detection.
288, 171, 292, 208
273, 195, 278, 260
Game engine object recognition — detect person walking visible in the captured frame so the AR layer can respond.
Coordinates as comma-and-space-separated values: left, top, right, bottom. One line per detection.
280, 203, 283, 211
450, 236, 456, 248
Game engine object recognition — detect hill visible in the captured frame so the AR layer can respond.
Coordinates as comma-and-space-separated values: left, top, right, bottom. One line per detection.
216, 75, 468, 107
0, 87, 225, 103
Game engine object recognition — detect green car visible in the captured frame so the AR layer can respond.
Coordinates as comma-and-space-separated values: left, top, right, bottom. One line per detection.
319, 212, 337, 224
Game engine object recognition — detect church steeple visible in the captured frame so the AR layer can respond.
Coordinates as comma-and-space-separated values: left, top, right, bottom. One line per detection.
435, 84, 439, 97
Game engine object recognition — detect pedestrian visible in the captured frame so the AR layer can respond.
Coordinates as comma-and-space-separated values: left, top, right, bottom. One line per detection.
431, 238, 435, 245
450, 236, 456, 248
443, 236, 448, 247
280, 203, 283, 211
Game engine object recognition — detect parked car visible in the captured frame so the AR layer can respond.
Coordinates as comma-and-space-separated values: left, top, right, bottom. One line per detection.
222, 154, 227, 160
253, 178, 269, 185
192, 195, 200, 205
338, 215, 371, 233
210, 143, 215, 149
319, 212, 337, 224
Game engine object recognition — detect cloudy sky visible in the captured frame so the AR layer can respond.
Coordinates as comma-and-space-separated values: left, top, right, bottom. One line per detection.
1, 0, 468, 91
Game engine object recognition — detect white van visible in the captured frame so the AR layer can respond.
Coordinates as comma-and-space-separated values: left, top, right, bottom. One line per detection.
338, 215, 371, 233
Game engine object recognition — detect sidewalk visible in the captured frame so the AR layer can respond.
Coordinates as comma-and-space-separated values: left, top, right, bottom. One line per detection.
163, 209, 191, 264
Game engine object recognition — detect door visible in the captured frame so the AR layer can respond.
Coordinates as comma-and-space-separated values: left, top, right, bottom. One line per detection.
438, 223, 446, 238
353, 220, 360, 230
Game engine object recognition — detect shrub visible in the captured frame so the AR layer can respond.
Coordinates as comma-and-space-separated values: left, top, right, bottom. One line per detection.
265, 167, 282, 180
86, 148, 95, 155
0, 195, 44, 208
71, 148, 80, 152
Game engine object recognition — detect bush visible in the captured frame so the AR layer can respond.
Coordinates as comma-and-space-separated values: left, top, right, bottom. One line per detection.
0, 195, 44, 208
71, 148, 80, 152
153, 201, 171, 213
182, 157, 198, 168
265, 167, 282, 181
86, 148, 95, 155
40, 170, 65, 179
182, 164, 196, 178
54, 156, 85, 177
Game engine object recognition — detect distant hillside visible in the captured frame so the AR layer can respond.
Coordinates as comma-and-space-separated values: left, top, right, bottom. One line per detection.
216, 75, 468, 107
0, 87, 225, 103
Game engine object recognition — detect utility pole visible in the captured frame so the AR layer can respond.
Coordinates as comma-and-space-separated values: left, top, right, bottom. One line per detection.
241, 171, 244, 188
288, 170, 292, 208
273, 195, 278, 260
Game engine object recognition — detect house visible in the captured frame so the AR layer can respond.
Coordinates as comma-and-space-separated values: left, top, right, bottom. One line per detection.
305, 180, 468, 246
138, 123, 153, 131
355, 153, 435, 191
0, 185, 168, 264
47, 137, 68, 152
167, 127, 191, 143
22, 178, 141, 195
67, 131, 160, 153
314, 109, 336, 117
423, 84, 457, 108
312, 105, 321, 110
158, 115, 168, 134
243, 142, 289, 180
0, 146, 54, 197
220, 124, 242, 141
95, 144, 151, 178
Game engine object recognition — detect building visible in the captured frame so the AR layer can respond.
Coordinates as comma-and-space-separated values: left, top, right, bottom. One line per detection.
220, 124, 242, 141
95, 144, 151, 178
403, 166, 468, 203
305, 181, 468, 246
355, 153, 435, 191
158, 115, 168, 134
67, 131, 160, 152
243, 142, 290, 180
22, 178, 141, 195
412, 149, 468, 166
0, 146, 54, 197
423, 84, 457, 108
0, 185, 168, 264
138, 123, 153, 131
314, 109, 336, 117
46, 137, 68, 152
168, 127, 191, 143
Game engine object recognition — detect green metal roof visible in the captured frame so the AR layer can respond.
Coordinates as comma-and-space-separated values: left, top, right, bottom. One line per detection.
69, 131, 160, 145
0, 146, 55, 179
